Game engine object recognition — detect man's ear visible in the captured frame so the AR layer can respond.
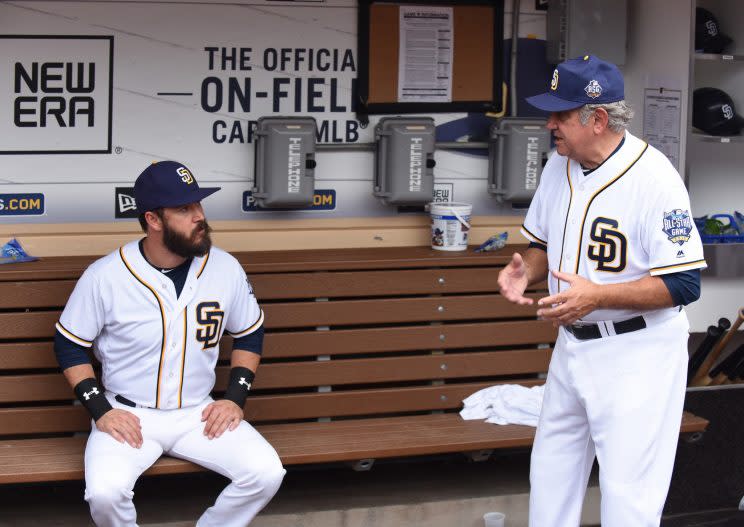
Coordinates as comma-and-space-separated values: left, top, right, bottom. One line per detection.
145, 210, 164, 233
593, 107, 610, 133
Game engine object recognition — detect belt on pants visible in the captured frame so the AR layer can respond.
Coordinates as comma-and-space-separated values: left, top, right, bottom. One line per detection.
565, 315, 646, 340
114, 394, 153, 409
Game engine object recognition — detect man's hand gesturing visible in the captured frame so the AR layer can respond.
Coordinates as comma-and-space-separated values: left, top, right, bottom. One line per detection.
498, 252, 534, 305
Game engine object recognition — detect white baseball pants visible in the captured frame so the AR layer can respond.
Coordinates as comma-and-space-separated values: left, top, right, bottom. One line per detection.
529, 312, 689, 527
84, 396, 285, 527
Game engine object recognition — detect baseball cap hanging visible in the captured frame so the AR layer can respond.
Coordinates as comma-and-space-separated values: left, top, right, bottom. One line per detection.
693, 87, 744, 136
134, 161, 221, 213
695, 8, 732, 54
525, 55, 624, 112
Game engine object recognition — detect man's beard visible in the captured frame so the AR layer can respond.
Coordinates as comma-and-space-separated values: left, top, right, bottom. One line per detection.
162, 218, 212, 258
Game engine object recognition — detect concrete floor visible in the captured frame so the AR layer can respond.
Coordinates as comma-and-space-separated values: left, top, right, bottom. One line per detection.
0, 450, 602, 527
5, 449, 734, 527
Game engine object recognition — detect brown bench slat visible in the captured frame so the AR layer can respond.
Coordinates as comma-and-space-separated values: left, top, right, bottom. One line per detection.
0, 405, 90, 435
0, 411, 710, 484
0, 295, 544, 344
0, 281, 76, 309
0, 311, 58, 340
0, 342, 56, 369
264, 320, 556, 358
0, 380, 545, 434
0, 247, 523, 282
0, 348, 552, 403
262, 294, 542, 328
0, 267, 513, 302
0, 317, 556, 354
0, 256, 96, 281
0, 293, 543, 331
240, 246, 519, 273
244, 381, 541, 422
224, 349, 553, 388
252, 268, 503, 299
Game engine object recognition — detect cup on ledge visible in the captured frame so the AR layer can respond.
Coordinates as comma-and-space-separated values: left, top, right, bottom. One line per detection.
483, 511, 506, 527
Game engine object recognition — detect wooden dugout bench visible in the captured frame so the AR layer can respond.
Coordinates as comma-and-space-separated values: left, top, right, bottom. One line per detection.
0, 246, 708, 484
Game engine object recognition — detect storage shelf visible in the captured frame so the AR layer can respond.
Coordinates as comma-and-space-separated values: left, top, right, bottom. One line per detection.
702, 243, 744, 277
690, 131, 744, 143
695, 53, 744, 62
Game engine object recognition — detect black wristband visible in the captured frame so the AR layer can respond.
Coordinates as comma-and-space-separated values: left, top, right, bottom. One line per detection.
223, 367, 255, 409
74, 378, 113, 421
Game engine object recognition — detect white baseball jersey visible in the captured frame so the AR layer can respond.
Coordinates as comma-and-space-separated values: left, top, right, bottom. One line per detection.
57, 240, 263, 409
521, 131, 706, 323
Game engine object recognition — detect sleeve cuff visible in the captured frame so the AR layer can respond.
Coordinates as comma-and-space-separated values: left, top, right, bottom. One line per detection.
649, 259, 707, 276
520, 224, 547, 245
227, 310, 264, 338
55, 322, 94, 347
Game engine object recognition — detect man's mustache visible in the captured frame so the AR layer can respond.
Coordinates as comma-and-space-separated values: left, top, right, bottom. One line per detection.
193, 221, 211, 236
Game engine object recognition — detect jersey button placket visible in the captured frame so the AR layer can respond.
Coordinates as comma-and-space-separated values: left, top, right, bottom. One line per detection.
161, 304, 183, 408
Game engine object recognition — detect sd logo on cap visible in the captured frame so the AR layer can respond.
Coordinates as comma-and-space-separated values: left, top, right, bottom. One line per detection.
693, 87, 744, 136
526, 55, 624, 112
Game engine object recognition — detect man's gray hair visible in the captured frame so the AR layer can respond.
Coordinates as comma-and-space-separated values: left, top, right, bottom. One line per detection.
578, 100, 634, 132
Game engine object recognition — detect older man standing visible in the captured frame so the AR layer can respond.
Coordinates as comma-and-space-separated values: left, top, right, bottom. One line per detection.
498, 55, 706, 526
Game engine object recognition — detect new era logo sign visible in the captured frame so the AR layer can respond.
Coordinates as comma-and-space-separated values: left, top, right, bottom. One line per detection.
0, 35, 113, 154
115, 187, 138, 219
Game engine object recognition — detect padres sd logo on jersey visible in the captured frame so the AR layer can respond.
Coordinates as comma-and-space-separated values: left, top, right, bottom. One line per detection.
196, 301, 225, 349
587, 217, 627, 272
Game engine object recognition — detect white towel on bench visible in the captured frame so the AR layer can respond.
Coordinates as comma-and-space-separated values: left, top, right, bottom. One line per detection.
460, 384, 545, 427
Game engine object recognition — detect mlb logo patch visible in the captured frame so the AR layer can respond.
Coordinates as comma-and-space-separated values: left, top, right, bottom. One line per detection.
585, 80, 602, 99
662, 209, 693, 245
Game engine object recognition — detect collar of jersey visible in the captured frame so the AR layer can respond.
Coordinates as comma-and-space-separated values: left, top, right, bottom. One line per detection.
570, 131, 642, 184
580, 135, 626, 176
121, 240, 207, 291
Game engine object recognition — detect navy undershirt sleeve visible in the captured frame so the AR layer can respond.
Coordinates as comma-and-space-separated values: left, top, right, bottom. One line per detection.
232, 325, 264, 356
528, 241, 548, 252
54, 329, 93, 370
660, 269, 701, 306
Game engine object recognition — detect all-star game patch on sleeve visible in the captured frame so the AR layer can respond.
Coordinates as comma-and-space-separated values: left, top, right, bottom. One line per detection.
644, 181, 706, 276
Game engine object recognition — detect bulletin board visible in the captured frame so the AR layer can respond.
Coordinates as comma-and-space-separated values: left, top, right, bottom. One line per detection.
356, 0, 504, 121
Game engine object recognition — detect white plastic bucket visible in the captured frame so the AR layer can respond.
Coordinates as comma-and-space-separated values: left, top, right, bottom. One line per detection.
430, 202, 472, 251
483, 511, 506, 527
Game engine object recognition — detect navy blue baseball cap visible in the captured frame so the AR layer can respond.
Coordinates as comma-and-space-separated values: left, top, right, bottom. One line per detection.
134, 160, 220, 213
526, 55, 625, 112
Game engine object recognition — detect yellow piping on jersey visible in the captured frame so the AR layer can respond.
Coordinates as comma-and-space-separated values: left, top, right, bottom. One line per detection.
556, 161, 575, 292
119, 247, 167, 409
650, 259, 706, 274
196, 251, 210, 278
521, 224, 547, 245
178, 307, 187, 408
573, 142, 649, 275
56, 321, 93, 347
228, 309, 265, 338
